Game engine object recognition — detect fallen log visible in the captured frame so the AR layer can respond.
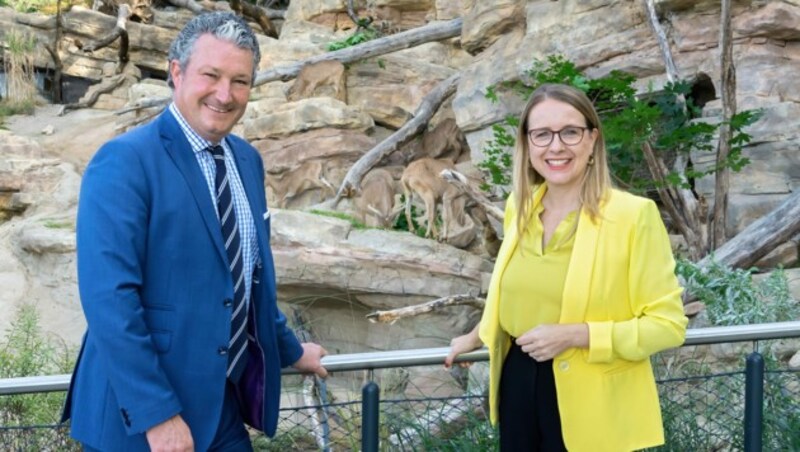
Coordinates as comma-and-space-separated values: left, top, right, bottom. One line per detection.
700, 190, 800, 270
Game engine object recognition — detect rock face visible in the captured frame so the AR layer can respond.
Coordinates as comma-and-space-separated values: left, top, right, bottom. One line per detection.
1, 0, 799, 353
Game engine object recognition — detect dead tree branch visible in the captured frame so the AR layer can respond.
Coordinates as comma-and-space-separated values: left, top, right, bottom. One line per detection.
700, 190, 800, 269
80, 3, 131, 71
254, 18, 462, 85
712, 0, 736, 249
366, 293, 484, 324
59, 74, 127, 115
334, 73, 460, 201
230, 0, 278, 37
440, 169, 504, 222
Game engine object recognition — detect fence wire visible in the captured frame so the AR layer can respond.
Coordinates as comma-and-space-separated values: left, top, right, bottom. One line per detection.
2, 365, 798, 451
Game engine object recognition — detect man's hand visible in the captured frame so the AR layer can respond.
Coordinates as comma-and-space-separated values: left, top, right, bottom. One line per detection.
145, 414, 194, 452
292, 342, 328, 378
516, 323, 589, 362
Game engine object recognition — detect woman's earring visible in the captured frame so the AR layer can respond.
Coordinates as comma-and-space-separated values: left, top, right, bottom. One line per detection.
588, 154, 595, 166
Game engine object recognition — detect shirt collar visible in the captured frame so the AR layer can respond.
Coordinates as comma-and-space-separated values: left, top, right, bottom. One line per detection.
169, 103, 226, 154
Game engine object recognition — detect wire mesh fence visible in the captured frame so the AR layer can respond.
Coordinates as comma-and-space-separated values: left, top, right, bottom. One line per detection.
1, 352, 798, 451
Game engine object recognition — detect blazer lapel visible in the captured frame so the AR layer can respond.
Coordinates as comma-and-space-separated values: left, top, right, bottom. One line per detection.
560, 199, 603, 324
159, 113, 228, 266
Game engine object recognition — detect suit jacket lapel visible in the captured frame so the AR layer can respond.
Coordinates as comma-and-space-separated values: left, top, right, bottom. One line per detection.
560, 198, 603, 324
158, 112, 229, 266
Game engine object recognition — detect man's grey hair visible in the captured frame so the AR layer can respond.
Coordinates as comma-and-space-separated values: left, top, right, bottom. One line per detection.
167, 11, 261, 88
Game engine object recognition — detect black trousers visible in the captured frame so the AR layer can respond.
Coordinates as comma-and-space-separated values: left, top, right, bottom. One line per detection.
499, 341, 567, 452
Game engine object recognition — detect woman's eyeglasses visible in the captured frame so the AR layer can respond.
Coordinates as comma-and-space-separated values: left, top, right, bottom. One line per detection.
527, 126, 590, 147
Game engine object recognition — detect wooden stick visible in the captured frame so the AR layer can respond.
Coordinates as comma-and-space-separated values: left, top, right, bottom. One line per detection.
366, 293, 484, 324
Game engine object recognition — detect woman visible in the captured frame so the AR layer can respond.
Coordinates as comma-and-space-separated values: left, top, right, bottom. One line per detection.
445, 84, 688, 451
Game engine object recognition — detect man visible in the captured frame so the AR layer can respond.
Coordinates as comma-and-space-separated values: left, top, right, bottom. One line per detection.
61, 12, 327, 451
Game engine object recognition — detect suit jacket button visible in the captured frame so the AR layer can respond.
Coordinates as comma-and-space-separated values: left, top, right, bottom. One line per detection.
218, 346, 228, 355
559, 361, 570, 372
223, 298, 233, 308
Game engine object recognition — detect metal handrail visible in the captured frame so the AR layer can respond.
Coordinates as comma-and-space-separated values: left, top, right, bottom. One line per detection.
2, 320, 799, 396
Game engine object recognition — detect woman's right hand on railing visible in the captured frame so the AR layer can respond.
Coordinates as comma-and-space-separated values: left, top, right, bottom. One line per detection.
444, 323, 483, 369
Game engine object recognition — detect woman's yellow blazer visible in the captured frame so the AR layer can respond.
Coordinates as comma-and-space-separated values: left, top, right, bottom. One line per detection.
479, 186, 688, 452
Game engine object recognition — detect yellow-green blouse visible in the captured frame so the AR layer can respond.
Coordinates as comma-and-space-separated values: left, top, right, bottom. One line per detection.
498, 202, 577, 338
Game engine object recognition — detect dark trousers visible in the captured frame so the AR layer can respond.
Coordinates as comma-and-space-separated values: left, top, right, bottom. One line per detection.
208, 381, 253, 451
499, 341, 567, 452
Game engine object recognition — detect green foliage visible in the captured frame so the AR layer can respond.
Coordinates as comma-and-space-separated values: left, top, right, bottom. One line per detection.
478, 55, 761, 195
676, 259, 798, 326
392, 194, 433, 237
327, 29, 379, 52
0, 304, 74, 424
308, 209, 368, 229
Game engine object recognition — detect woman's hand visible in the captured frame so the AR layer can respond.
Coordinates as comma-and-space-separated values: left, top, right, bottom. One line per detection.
516, 323, 589, 362
444, 323, 483, 369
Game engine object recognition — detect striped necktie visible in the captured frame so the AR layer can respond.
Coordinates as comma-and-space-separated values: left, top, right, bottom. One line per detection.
207, 145, 248, 383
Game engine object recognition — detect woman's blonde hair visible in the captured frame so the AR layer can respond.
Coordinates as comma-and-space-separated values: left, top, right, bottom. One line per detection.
512, 83, 612, 237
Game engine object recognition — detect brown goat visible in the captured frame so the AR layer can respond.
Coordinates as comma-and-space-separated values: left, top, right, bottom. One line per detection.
353, 168, 401, 228
401, 158, 464, 240
266, 160, 334, 208
287, 60, 347, 103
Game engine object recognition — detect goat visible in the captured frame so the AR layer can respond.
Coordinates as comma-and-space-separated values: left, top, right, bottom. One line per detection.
353, 168, 402, 228
401, 158, 465, 241
287, 60, 347, 103
266, 160, 335, 208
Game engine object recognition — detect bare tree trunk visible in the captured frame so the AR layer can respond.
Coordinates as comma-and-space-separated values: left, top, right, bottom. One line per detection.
44, 0, 64, 104
712, 0, 736, 249
641, 142, 706, 260
440, 169, 504, 222
334, 73, 460, 201
254, 18, 462, 85
642, 0, 710, 258
366, 294, 484, 324
700, 190, 800, 269
643, 0, 679, 84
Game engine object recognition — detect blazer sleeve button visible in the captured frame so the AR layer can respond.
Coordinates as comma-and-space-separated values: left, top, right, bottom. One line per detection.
223, 298, 233, 308
558, 361, 570, 372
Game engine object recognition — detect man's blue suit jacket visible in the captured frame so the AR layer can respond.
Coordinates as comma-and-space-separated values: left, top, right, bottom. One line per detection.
61, 111, 304, 451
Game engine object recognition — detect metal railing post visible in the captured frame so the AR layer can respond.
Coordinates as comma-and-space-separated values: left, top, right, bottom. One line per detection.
744, 351, 764, 452
362, 380, 380, 452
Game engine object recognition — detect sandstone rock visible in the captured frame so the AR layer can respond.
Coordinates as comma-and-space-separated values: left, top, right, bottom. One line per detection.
242, 97, 374, 140
254, 127, 374, 174
461, 0, 524, 54
452, 27, 528, 162
346, 54, 456, 128
434, 0, 461, 20
17, 219, 76, 254
790, 350, 800, 370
